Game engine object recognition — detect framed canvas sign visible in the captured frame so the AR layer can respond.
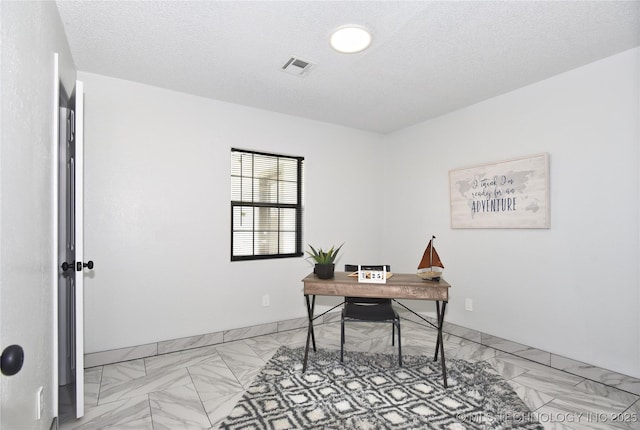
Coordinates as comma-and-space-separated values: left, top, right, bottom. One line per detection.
449, 153, 549, 228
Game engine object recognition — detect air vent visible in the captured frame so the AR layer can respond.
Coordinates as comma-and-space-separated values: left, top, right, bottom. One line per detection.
281, 56, 315, 77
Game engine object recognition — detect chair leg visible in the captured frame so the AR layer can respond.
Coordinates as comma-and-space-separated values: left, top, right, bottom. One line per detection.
392, 323, 395, 346
340, 318, 345, 362
397, 320, 402, 367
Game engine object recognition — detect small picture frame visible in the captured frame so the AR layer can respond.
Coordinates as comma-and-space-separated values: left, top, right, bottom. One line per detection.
357, 265, 387, 284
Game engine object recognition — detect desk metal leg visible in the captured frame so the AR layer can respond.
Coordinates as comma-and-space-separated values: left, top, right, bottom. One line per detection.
434, 301, 442, 361
393, 299, 449, 388
303, 294, 316, 372
434, 301, 448, 388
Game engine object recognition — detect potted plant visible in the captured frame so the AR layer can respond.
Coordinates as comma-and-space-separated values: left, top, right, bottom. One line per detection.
306, 243, 343, 279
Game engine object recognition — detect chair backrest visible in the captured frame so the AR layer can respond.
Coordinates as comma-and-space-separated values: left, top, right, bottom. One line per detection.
344, 264, 391, 304
344, 264, 391, 272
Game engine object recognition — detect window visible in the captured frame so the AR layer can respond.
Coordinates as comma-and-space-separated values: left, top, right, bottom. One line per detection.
231, 148, 304, 261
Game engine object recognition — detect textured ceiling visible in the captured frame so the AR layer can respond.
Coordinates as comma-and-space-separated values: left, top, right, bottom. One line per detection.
56, 1, 640, 134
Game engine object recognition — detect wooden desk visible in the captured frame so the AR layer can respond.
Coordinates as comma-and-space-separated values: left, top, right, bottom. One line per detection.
302, 271, 451, 387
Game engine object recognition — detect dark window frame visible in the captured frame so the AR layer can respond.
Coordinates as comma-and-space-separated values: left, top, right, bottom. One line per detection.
230, 148, 304, 261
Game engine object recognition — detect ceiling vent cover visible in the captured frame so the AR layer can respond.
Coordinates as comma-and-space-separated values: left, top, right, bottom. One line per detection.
282, 56, 315, 77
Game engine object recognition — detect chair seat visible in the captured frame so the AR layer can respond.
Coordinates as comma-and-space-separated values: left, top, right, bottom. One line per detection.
343, 302, 398, 321
341, 264, 401, 366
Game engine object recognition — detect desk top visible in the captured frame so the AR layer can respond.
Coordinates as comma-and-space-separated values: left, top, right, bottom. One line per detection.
303, 272, 450, 301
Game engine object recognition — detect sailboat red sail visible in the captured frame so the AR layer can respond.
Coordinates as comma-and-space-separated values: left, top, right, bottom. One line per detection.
418, 239, 444, 270
417, 236, 444, 280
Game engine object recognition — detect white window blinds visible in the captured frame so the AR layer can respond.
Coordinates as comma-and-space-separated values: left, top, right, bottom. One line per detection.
231, 148, 304, 260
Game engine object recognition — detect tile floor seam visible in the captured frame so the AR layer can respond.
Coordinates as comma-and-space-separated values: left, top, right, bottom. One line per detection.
622, 398, 640, 414
532, 394, 558, 413
185, 365, 214, 430
145, 395, 155, 430
95, 367, 105, 409
215, 342, 248, 389
95, 368, 106, 408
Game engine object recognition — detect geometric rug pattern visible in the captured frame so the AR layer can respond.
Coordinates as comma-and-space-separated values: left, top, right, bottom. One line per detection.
219, 346, 543, 429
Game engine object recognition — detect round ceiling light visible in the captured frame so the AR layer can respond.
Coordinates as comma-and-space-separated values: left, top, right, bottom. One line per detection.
330, 26, 372, 54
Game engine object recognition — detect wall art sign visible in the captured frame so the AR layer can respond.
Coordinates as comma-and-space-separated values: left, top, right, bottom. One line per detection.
449, 153, 549, 228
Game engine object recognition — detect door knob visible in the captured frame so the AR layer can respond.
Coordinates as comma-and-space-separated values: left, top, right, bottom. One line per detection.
72, 260, 94, 271
1, 345, 24, 376
62, 260, 94, 271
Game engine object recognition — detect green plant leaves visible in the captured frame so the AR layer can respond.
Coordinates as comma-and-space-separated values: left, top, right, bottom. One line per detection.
306, 243, 344, 264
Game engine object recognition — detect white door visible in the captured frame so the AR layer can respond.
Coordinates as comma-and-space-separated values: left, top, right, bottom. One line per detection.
61, 80, 87, 419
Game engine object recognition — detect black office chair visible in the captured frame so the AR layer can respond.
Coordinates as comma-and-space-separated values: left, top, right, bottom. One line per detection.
341, 264, 402, 366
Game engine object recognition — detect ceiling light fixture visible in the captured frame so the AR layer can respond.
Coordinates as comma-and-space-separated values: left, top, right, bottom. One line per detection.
330, 26, 372, 54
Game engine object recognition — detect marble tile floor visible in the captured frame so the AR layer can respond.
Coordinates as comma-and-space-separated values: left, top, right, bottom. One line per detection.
59, 320, 640, 430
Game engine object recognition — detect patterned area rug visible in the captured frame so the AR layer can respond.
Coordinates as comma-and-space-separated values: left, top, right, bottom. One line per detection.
219, 346, 543, 429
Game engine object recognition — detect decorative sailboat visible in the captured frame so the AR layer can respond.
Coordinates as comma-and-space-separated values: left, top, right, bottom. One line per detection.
417, 235, 444, 281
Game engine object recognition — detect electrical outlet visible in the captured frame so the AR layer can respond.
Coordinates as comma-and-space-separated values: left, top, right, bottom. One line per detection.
36, 386, 44, 420
465, 298, 473, 312
262, 294, 270, 307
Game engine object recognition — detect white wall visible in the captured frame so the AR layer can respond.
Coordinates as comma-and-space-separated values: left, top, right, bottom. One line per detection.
382, 48, 640, 378
1, 1, 76, 427
80, 72, 385, 353
81, 47, 639, 379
